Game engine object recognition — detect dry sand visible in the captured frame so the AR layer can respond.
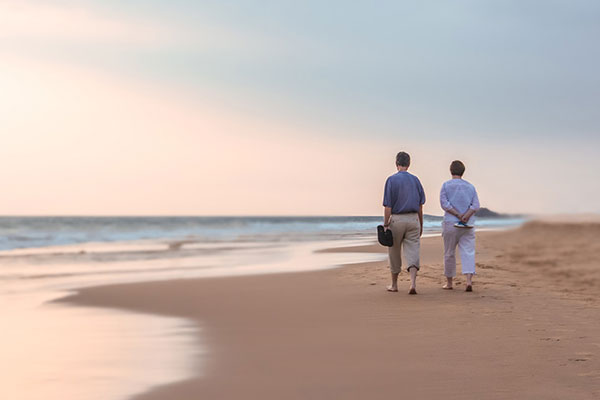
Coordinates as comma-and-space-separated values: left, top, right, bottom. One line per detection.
62, 221, 600, 399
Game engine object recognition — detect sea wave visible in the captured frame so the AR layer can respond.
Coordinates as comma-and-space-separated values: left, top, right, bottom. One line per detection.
0, 216, 524, 251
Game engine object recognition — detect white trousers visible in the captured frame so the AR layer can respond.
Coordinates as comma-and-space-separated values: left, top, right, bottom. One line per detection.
442, 221, 476, 277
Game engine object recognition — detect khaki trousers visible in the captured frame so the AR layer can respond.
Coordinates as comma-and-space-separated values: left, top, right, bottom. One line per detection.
387, 213, 421, 274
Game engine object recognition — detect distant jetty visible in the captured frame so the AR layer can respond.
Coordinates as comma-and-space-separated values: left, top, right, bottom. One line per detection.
426, 207, 521, 220
476, 207, 522, 219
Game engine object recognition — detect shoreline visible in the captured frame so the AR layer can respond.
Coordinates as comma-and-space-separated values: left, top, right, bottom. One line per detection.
60, 222, 600, 399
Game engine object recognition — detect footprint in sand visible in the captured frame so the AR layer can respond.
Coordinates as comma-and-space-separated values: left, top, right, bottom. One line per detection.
578, 371, 600, 379
540, 337, 561, 342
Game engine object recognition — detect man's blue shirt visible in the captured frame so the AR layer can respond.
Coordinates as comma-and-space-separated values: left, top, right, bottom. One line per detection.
383, 171, 426, 213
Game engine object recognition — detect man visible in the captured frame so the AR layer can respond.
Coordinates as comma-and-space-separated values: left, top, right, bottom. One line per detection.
439, 160, 480, 292
383, 151, 425, 295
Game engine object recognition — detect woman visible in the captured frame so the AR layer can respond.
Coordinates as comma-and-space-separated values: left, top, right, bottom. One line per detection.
439, 160, 480, 291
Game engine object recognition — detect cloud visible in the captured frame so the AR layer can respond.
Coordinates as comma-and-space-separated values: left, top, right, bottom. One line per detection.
0, 54, 383, 215
0, 0, 171, 46
2, 2, 599, 215
0, 0, 289, 56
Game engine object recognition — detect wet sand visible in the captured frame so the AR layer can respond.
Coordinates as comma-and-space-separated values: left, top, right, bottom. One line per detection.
62, 221, 600, 399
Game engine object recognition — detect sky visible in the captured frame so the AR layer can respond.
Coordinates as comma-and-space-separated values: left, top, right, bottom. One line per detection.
1, 0, 599, 216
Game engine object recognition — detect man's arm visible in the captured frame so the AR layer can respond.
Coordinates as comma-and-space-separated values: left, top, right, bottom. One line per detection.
384, 206, 392, 229
418, 204, 423, 236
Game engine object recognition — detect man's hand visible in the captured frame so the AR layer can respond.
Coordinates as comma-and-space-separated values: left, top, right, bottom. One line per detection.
418, 205, 424, 237
460, 214, 469, 223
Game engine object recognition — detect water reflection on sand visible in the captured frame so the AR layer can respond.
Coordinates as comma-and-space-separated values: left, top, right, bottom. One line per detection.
1, 292, 197, 400
1, 237, 385, 399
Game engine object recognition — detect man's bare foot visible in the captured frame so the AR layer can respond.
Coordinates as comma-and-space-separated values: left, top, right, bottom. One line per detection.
408, 287, 417, 295
443, 277, 453, 290
387, 285, 398, 292
465, 285, 473, 292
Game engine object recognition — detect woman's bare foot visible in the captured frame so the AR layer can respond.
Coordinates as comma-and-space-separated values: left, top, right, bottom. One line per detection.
442, 284, 453, 290
387, 285, 398, 292
465, 274, 473, 291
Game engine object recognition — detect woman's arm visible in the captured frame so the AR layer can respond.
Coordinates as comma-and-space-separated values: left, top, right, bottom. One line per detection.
461, 187, 480, 223
440, 184, 463, 219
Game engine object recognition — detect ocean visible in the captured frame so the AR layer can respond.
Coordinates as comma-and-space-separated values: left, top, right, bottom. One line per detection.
0, 215, 524, 251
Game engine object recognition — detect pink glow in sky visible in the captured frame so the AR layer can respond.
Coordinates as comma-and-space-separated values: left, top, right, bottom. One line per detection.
1, 1, 599, 215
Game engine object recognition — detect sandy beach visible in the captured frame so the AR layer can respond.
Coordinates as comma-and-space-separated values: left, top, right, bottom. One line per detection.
62, 221, 600, 399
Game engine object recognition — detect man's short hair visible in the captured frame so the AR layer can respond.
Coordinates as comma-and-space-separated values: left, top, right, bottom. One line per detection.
450, 160, 465, 176
396, 152, 411, 167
